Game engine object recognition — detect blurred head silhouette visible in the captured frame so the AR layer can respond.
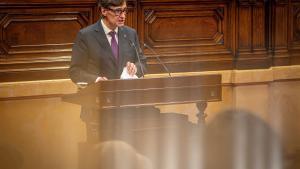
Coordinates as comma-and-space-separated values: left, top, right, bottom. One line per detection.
90, 140, 153, 169
205, 109, 283, 169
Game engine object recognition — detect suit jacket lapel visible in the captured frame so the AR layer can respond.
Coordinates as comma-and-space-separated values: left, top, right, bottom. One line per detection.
93, 20, 118, 66
118, 27, 127, 71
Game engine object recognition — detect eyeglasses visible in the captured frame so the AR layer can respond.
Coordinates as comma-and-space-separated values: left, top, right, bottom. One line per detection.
107, 7, 128, 16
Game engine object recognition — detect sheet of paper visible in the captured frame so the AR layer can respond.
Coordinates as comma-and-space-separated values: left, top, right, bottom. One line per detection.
120, 67, 138, 79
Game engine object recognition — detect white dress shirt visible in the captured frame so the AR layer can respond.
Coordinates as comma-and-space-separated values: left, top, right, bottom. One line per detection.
101, 19, 119, 45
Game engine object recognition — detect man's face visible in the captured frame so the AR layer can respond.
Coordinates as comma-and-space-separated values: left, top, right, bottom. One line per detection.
101, 2, 127, 30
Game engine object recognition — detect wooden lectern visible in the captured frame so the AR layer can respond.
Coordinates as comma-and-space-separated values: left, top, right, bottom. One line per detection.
62, 74, 222, 169
62, 74, 221, 112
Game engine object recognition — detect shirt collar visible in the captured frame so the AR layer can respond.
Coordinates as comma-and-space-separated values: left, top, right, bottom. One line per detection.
101, 19, 118, 35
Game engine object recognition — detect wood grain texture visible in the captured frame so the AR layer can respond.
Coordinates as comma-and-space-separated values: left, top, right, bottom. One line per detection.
0, 0, 299, 82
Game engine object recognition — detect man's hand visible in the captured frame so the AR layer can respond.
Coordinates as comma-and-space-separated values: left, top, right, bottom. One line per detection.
126, 62, 137, 76
95, 76, 108, 83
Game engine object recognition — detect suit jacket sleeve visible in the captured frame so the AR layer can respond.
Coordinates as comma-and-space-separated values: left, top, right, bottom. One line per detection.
69, 31, 98, 84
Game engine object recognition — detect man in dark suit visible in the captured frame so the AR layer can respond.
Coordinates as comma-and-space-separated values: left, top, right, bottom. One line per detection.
70, 0, 146, 84
69, 2, 155, 165
69, 0, 148, 126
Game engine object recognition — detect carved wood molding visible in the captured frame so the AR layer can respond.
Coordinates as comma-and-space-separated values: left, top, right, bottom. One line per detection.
238, 0, 265, 6
0, 0, 299, 81
140, 0, 230, 3
237, 2, 267, 53
0, 1, 96, 5
143, 6, 227, 52
0, 67, 69, 82
293, 5, 300, 44
274, 0, 289, 5
0, 1, 97, 82
0, 12, 89, 56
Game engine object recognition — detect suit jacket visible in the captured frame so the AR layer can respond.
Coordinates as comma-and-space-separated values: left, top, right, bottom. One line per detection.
69, 20, 147, 84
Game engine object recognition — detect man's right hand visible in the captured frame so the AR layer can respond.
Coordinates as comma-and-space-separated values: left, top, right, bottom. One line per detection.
95, 76, 108, 83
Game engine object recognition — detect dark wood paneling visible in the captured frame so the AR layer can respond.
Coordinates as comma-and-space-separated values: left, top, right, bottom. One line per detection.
1, 12, 86, 55
236, 0, 270, 69
0, 0, 137, 82
238, 5, 251, 50
125, 0, 138, 29
271, 0, 289, 66
253, 5, 266, 49
0, 0, 300, 82
0, 1, 97, 82
140, 0, 233, 73
290, 1, 300, 65
143, 7, 225, 50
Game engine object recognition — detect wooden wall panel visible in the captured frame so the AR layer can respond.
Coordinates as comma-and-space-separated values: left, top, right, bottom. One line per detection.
236, 0, 270, 69
0, 0, 299, 82
253, 6, 266, 49
0, 1, 97, 82
125, 0, 138, 29
272, 0, 289, 66
0, 0, 136, 82
290, 0, 300, 65
144, 9, 224, 50
1, 12, 84, 56
238, 6, 251, 50
140, 0, 233, 73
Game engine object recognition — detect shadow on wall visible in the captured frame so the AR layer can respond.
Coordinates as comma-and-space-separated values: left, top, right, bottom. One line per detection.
0, 144, 23, 169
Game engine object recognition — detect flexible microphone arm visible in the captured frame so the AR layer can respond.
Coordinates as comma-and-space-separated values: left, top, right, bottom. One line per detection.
144, 43, 171, 77
123, 34, 145, 78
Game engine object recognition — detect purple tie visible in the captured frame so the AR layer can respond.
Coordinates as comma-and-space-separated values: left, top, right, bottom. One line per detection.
109, 31, 118, 60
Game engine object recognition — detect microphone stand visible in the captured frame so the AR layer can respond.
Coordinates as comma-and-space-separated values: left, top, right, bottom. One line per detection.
144, 43, 171, 77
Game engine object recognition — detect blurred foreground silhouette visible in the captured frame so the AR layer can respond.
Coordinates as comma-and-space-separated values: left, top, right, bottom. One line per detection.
90, 141, 153, 169
82, 109, 294, 169
205, 109, 283, 169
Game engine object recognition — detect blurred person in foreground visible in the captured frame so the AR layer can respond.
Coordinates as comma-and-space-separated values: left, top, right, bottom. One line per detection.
205, 109, 284, 169
90, 141, 153, 169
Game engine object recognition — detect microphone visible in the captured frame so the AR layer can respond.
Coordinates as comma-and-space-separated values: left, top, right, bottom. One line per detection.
123, 34, 145, 78
144, 43, 171, 77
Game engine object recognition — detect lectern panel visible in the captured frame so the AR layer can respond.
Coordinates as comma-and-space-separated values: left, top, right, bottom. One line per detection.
62, 74, 222, 109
